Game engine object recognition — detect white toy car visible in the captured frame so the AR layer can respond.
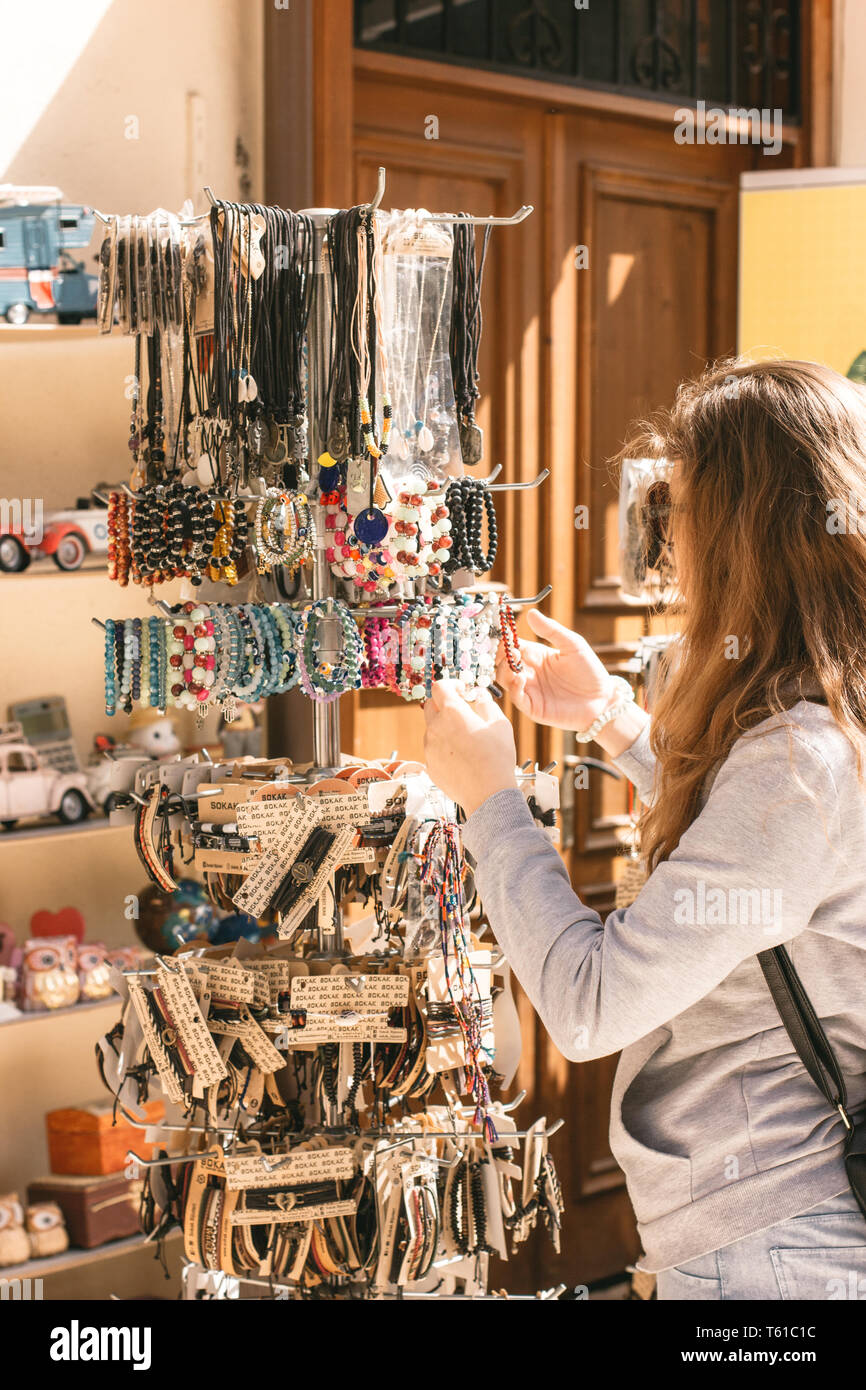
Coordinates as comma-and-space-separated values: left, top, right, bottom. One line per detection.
0, 740, 96, 830
86, 748, 152, 814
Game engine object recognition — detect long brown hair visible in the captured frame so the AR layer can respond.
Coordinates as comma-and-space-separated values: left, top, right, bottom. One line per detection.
626, 357, 866, 869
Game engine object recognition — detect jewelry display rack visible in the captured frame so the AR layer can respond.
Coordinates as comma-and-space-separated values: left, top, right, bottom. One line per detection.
94, 169, 563, 1299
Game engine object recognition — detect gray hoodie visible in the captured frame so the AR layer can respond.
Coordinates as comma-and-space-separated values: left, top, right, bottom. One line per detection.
461, 700, 866, 1271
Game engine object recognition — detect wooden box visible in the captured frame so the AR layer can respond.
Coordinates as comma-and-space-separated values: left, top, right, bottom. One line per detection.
28, 1173, 142, 1248
45, 1101, 164, 1176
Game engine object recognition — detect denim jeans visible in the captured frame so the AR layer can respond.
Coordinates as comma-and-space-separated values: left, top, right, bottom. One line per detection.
656, 1190, 866, 1300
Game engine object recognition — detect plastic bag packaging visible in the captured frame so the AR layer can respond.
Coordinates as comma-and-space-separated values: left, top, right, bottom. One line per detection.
377, 208, 461, 489
618, 457, 677, 601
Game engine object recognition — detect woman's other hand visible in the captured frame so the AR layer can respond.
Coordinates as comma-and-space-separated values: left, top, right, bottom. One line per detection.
497, 608, 650, 756
423, 680, 518, 817
497, 608, 616, 730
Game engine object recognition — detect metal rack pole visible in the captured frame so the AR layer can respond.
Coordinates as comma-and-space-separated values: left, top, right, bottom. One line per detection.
303, 212, 345, 964
305, 215, 342, 777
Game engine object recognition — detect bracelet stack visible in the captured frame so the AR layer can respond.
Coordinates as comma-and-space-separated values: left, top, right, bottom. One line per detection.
100, 592, 504, 716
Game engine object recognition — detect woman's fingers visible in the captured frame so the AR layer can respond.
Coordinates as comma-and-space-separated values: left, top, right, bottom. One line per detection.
526, 607, 588, 652
494, 654, 523, 693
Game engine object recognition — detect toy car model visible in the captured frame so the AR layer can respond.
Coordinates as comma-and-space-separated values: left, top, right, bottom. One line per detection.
85, 746, 152, 814
0, 186, 97, 325
0, 735, 96, 830
0, 500, 108, 573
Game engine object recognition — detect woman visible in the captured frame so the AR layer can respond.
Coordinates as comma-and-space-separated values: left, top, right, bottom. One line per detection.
424, 358, 866, 1300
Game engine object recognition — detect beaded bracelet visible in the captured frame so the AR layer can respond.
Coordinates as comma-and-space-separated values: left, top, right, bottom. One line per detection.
232, 605, 267, 702
212, 606, 248, 715
268, 605, 300, 693
574, 676, 635, 743
186, 604, 217, 708
361, 615, 388, 688
444, 478, 498, 576
498, 598, 523, 673
130, 617, 142, 705
254, 490, 289, 570
165, 606, 198, 710
397, 600, 434, 702
208, 607, 235, 705
139, 619, 150, 709
119, 618, 135, 714
148, 616, 163, 709
104, 619, 117, 715
253, 606, 282, 697
107, 492, 132, 586
297, 599, 363, 703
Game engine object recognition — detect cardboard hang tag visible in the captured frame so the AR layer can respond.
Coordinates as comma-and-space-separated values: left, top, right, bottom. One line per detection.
290, 974, 409, 1013
276, 825, 357, 938
194, 781, 267, 826
233, 798, 323, 918
194, 846, 257, 874
183, 959, 258, 1005
223, 1146, 355, 1191
230, 1196, 358, 1226
155, 965, 228, 1089
126, 977, 185, 1106
280, 971, 408, 1046
206, 1009, 285, 1074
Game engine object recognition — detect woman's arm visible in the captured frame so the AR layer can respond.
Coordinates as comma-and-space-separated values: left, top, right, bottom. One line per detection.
588, 689, 656, 802
461, 727, 841, 1061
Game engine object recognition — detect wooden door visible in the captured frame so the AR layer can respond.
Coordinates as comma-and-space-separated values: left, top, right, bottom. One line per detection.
264, 0, 826, 1292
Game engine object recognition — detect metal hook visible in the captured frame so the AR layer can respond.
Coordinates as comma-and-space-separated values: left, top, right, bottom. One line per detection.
486, 468, 550, 493
91, 618, 106, 631
203, 186, 217, 208
508, 584, 552, 608
474, 464, 503, 485
427, 204, 534, 227
367, 166, 386, 213
454, 1090, 526, 1115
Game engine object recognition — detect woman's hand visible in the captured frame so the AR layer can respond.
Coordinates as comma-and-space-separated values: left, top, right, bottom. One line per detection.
423, 680, 518, 818
497, 608, 618, 731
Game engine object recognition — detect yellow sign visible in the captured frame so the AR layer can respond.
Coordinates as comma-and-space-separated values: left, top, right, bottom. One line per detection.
738, 172, 866, 378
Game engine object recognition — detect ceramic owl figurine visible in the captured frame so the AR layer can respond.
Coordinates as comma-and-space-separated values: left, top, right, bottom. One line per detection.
77, 942, 113, 1000
0, 1194, 30, 1266
25, 1201, 69, 1258
19, 936, 80, 1011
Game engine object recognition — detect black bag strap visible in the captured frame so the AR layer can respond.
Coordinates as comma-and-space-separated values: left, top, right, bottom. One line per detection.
757, 944, 853, 1131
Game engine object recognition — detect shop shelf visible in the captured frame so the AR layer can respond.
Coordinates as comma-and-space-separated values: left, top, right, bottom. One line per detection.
0, 994, 120, 1030
0, 817, 125, 845
0, 1229, 181, 1282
